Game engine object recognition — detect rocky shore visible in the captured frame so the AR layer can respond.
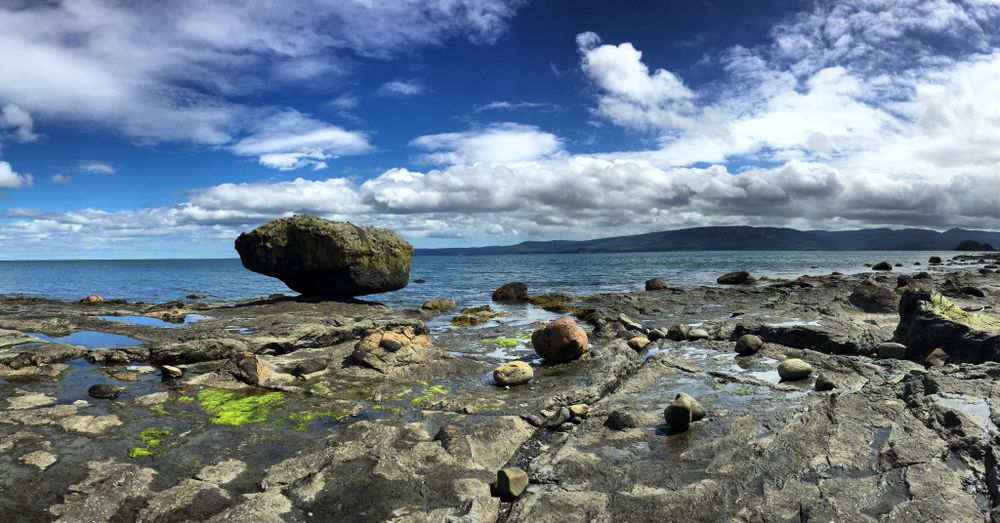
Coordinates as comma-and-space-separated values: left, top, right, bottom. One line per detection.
2, 251, 1000, 522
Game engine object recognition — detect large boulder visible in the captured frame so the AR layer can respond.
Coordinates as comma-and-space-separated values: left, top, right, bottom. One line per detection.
492, 282, 528, 302
717, 271, 754, 285
234, 215, 413, 297
531, 317, 588, 362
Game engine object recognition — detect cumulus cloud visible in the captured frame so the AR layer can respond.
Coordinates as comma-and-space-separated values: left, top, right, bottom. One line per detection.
0, 0, 523, 157
375, 79, 426, 98
50, 174, 71, 185
229, 110, 372, 170
0, 161, 32, 189
410, 123, 563, 164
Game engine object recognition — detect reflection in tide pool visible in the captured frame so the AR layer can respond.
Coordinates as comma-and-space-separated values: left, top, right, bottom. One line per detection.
100, 314, 212, 327
29, 330, 143, 348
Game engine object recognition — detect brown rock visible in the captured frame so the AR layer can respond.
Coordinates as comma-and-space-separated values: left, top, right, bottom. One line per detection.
531, 317, 588, 363
496, 467, 529, 499
493, 361, 533, 386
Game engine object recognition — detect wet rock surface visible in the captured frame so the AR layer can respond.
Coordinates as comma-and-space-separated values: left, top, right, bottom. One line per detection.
2, 254, 1000, 521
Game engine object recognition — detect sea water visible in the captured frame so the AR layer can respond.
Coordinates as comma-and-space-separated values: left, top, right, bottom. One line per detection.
0, 251, 962, 309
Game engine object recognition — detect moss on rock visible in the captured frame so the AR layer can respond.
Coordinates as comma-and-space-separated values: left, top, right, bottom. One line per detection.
198, 388, 285, 426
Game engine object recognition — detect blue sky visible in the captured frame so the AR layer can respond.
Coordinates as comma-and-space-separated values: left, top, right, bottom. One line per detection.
1, 0, 1000, 259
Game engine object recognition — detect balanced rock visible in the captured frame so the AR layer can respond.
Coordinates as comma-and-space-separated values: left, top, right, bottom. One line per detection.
645, 277, 669, 291
234, 215, 413, 297
872, 262, 893, 271
777, 358, 812, 381
492, 282, 528, 302
531, 317, 588, 362
734, 334, 763, 355
493, 361, 533, 386
849, 282, 900, 313
717, 271, 754, 285
663, 392, 706, 431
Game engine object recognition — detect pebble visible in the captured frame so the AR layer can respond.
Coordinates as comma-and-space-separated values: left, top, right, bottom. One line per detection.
734, 334, 764, 355
627, 336, 650, 351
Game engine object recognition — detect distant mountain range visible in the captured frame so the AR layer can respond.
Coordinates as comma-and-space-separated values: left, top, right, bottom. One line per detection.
416, 226, 1000, 256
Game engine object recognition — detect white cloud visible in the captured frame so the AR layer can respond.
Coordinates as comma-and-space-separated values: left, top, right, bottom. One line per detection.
375, 79, 426, 98
50, 174, 71, 185
0, 161, 32, 189
473, 101, 557, 112
0, 104, 37, 143
76, 161, 117, 175
0, 1, 523, 151
229, 110, 372, 170
410, 123, 563, 164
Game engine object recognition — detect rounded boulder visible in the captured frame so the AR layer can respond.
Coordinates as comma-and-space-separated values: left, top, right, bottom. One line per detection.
493, 361, 533, 386
234, 215, 413, 297
531, 317, 588, 363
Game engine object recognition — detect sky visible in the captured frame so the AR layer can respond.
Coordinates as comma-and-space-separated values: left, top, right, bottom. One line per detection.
2, 0, 1000, 259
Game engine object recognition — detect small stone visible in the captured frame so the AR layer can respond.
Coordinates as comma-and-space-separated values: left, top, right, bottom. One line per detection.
687, 328, 710, 341
546, 407, 572, 429
815, 374, 836, 392
914, 271, 932, 280
186, 294, 207, 299
568, 404, 589, 419
872, 261, 893, 271
962, 286, 986, 298
79, 295, 104, 304
663, 392, 706, 432
647, 329, 666, 342
605, 410, 638, 430
496, 467, 529, 499
777, 358, 812, 381
421, 298, 457, 312
666, 324, 690, 341
291, 358, 328, 378
627, 336, 650, 351
111, 371, 139, 382
617, 313, 644, 332
88, 384, 125, 400
877, 342, 908, 360
925, 348, 949, 367
160, 365, 183, 379
734, 334, 763, 356
413, 278, 428, 284
493, 361, 533, 386
556, 422, 576, 432
645, 277, 668, 291
929, 256, 943, 264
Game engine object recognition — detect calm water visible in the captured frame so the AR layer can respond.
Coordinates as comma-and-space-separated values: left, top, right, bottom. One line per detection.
0, 251, 962, 309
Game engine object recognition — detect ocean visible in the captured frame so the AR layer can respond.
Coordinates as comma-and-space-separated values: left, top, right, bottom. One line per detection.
0, 251, 960, 309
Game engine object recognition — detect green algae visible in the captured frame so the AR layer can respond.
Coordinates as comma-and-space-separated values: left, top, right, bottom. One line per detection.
198, 388, 284, 426
311, 381, 333, 396
371, 404, 402, 415
138, 427, 171, 447
289, 408, 351, 432
481, 337, 522, 347
931, 294, 1000, 331
128, 447, 152, 459
410, 384, 449, 406
177, 394, 195, 403
149, 404, 169, 416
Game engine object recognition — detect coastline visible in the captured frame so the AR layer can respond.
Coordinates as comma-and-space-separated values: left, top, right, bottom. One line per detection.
0, 253, 998, 520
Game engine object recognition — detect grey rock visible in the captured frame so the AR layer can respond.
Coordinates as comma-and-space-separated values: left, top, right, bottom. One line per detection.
234, 215, 413, 297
